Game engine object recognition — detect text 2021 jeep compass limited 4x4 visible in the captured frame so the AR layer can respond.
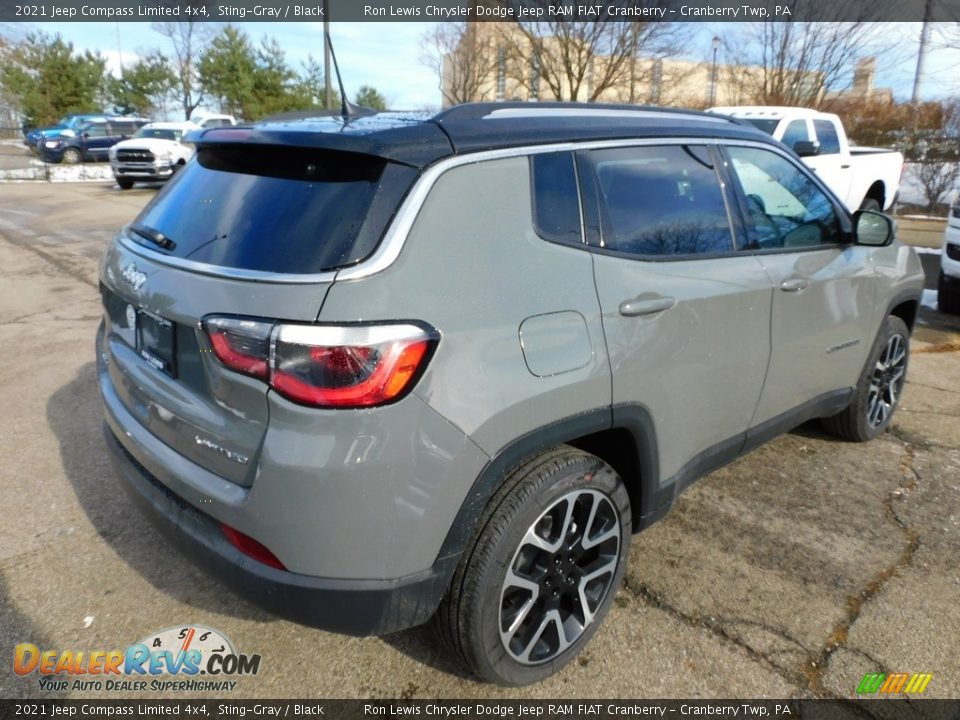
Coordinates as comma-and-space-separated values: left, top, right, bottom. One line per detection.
98, 104, 924, 685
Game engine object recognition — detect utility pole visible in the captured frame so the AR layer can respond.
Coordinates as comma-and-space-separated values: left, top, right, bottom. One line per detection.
116, 23, 123, 79
323, 0, 333, 110
911, 0, 933, 103
709, 36, 720, 106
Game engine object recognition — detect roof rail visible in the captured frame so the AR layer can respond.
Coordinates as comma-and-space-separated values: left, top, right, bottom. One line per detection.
433, 101, 740, 124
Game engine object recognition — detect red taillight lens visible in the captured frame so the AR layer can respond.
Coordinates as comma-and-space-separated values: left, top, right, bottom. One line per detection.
202, 317, 272, 379
271, 324, 434, 408
220, 523, 286, 570
202, 318, 436, 409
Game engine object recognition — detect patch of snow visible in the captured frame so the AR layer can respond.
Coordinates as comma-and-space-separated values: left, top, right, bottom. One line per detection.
921, 288, 939, 311
912, 246, 942, 255
0, 163, 114, 183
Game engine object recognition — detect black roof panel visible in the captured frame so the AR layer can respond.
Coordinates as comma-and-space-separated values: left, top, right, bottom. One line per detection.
190, 103, 777, 169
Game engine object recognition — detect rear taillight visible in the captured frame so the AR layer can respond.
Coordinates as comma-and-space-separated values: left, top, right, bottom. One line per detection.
201, 317, 436, 409
203, 317, 272, 379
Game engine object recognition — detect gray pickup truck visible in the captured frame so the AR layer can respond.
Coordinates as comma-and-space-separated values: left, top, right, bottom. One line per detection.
97, 103, 924, 685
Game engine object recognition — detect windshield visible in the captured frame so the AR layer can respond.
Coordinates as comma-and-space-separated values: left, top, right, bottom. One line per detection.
67, 116, 94, 129
134, 128, 181, 142
741, 118, 780, 136
129, 144, 418, 274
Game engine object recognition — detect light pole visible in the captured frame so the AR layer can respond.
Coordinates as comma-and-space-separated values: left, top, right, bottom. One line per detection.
324, 0, 332, 110
709, 36, 721, 106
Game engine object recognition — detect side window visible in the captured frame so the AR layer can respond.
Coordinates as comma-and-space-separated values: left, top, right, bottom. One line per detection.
813, 120, 841, 155
780, 120, 809, 150
84, 124, 108, 138
727, 146, 842, 250
585, 145, 733, 257
530, 152, 582, 245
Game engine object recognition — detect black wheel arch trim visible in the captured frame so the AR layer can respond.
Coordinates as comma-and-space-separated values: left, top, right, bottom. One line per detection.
884, 287, 923, 333
434, 405, 666, 565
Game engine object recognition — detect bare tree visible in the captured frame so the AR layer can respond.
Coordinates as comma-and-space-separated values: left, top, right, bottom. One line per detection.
153, 21, 216, 119
420, 23, 497, 106
497, 20, 687, 103
911, 160, 960, 211
724, 15, 882, 107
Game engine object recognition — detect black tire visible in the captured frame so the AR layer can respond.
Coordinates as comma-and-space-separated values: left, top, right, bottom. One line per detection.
116, 179, 134, 190
822, 315, 910, 442
61, 147, 82, 165
435, 446, 631, 685
938, 271, 960, 315
860, 197, 882, 212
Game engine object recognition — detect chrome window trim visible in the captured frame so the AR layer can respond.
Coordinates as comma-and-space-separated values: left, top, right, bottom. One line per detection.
117, 136, 803, 284
117, 231, 338, 284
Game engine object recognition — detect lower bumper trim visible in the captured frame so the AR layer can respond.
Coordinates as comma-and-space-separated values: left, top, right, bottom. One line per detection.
103, 424, 456, 636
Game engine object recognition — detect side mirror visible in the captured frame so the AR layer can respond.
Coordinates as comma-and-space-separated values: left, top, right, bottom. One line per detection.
854, 210, 895, 247
793, 140, 821, 157
81, 132, 89, 140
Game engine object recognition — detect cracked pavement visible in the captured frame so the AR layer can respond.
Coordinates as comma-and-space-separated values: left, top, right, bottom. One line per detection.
0, 182, 958, 700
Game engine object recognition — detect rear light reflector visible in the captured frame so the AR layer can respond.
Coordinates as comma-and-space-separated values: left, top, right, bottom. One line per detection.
201, 317, 437, 409
220, 523, 286, 570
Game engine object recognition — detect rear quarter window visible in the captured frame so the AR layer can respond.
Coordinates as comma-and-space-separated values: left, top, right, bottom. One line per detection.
128, 144, 417, 275
530, 152, 582, 245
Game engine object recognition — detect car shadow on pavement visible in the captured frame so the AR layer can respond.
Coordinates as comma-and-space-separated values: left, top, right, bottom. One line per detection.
380, 625, 477, 682
48, 362, 272, 623
0, 580, 58, 697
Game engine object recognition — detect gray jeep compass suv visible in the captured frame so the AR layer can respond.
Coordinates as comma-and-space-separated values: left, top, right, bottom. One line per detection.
98, 103, 924, 685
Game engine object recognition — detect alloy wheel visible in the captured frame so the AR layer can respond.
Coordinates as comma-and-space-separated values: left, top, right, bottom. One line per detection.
867, 332, 907, 429
499, 489, 621, 665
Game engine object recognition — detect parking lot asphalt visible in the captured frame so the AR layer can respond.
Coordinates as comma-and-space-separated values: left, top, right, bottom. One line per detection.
1, 181, 958, 700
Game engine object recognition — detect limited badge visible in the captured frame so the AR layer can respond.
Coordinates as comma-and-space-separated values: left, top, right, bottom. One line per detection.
125, 304, 137, 331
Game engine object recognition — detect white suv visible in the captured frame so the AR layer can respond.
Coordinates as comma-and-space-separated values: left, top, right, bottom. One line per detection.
109, 122, 198, 190
940, 198, 960, 314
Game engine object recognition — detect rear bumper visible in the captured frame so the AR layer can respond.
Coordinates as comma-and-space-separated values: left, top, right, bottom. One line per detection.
95, 317, 480, 634
104, 423, 456, 635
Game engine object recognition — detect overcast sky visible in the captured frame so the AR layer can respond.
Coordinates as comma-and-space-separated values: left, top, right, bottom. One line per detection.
5, 21, 960, 113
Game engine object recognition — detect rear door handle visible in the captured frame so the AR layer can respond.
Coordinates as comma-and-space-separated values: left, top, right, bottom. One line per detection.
779, 278, 809, 293
619, 296, 676, 317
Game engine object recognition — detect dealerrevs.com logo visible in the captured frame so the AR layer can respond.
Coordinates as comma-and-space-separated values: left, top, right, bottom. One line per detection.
14, 625, 261, 693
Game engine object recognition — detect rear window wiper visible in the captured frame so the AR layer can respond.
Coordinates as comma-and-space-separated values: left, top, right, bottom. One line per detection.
129, 223, 176, 251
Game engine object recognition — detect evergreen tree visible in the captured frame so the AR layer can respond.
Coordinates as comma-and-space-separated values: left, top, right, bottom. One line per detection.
1, 32, 106, 128
197, 24, 256, 119
355, 85, 387, 111
109, 51, 176, 116
294, 54, 339, 110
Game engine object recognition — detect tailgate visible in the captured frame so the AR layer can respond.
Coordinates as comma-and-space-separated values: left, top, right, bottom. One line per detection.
99, 239, 331, 486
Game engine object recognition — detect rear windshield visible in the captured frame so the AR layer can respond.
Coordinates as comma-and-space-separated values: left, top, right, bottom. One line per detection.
129, 144, 417, 274
741, 118, 780, 135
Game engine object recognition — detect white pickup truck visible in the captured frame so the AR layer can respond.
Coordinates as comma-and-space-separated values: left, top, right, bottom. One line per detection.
708, 106, 904, 213
109, 121, 198, 190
